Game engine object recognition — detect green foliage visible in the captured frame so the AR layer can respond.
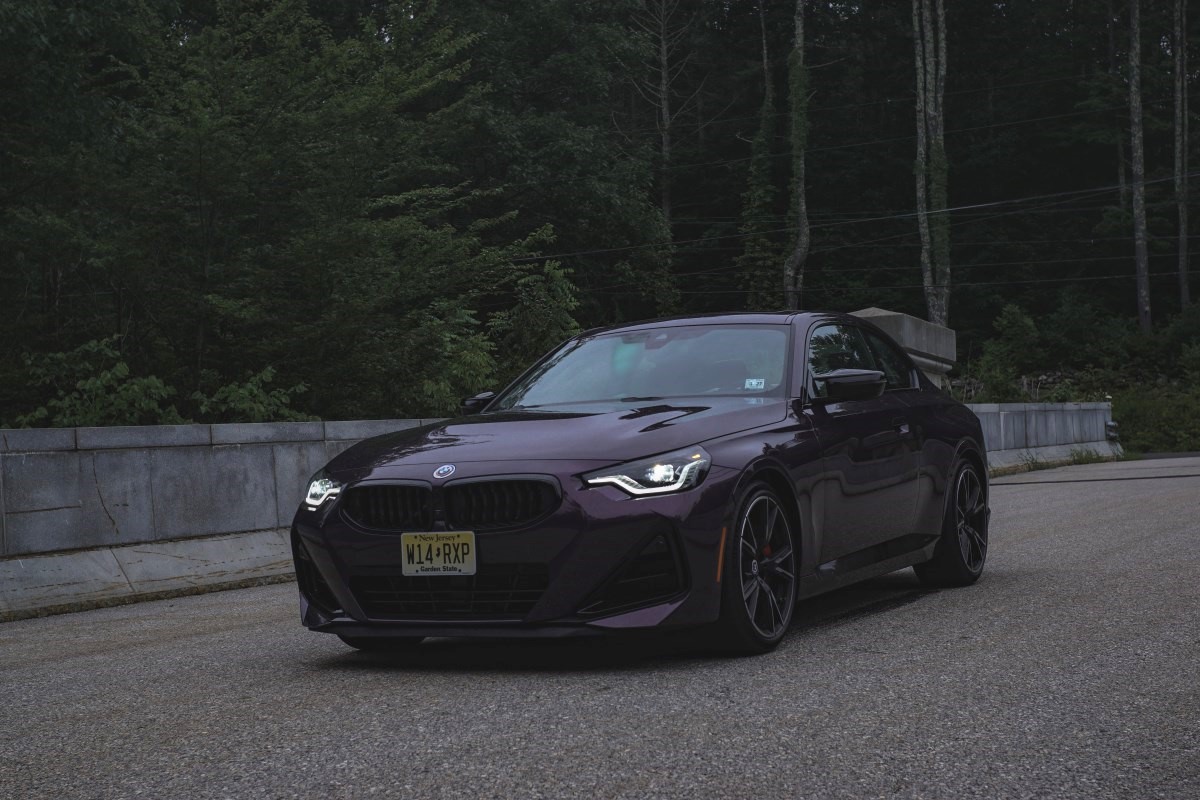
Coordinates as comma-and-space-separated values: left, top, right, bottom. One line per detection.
488, 259, 581, 386
0, 0, 1194, 433
191, 368, 311, 423
1113, 388, 1200, 453
16, 338, 185, 427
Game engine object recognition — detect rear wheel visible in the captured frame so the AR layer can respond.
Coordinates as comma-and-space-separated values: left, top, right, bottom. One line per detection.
716, 482, 798, 653
914, 459, 988, 587
337, 635, 425, 652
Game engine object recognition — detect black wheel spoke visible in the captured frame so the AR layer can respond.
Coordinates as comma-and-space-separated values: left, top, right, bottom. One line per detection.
953, 467, 988, 572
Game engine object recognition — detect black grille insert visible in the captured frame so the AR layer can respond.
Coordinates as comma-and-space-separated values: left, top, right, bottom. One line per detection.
578, 535, 686, 617
341, 484, 433, 531
444, 480, 559, 531
351, 564, 550, 619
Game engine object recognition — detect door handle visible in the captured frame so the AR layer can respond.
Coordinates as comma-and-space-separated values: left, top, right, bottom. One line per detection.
892, 417, 911, 436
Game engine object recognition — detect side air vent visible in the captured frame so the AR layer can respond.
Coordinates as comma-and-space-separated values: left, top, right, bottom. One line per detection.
444, 479, 559, 531
341, 484, 433, 531
577, 534, 687, 618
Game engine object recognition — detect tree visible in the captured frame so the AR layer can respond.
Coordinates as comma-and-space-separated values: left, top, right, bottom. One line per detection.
1174, 0, 1190, 309
781, 0, 810, 310
912, 0, 950, 326
1129, 0, 1153, 332
737, 0, 782, 308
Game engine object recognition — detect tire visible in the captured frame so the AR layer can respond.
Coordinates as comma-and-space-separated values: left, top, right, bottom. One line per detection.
337, 635, 425, 652
914, 458, 989, 587
715, 481, 799, 654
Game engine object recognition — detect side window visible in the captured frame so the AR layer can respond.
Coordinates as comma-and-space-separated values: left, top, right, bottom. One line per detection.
863, 330, 915, 390
807, 324, 875, 398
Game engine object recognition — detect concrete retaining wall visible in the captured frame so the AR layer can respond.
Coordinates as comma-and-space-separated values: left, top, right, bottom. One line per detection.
966, 402, 1119, 469
0, 420, 437, 620
0, 403, 1116, 619
0, 420, 440, 558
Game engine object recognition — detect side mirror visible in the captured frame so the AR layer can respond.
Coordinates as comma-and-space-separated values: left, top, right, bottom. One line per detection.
813, 369, 886, 402
460, 391, 496, 415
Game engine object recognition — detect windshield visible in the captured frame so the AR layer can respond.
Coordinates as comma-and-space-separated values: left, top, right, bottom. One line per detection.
492, 324, 791, 410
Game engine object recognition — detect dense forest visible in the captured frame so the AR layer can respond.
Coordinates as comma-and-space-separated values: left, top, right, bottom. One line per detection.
1, 1, 1196, 449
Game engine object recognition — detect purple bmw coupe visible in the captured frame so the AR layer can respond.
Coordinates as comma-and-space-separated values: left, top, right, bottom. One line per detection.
292, 311, 989, 653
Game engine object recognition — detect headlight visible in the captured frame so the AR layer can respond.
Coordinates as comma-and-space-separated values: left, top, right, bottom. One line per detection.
583, 446, 711, 496
304, 470, 342, 509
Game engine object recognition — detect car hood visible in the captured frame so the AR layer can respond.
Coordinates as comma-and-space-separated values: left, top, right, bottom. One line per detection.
328, 398, 788, 473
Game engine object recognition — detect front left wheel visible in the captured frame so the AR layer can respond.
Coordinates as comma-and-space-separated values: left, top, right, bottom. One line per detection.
716, 481, 798, 653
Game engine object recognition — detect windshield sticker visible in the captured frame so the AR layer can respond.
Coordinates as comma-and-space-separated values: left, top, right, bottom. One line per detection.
744, 378, 766, 390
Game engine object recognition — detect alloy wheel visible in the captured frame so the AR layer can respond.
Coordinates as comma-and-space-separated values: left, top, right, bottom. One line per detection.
955, 467, 988, 573
738, 494, 797, 640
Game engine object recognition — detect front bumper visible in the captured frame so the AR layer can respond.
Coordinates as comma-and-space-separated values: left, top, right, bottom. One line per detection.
292, 461, 739, 638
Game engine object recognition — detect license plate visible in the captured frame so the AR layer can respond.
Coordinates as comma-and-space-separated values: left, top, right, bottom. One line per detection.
401, 531, 476, 576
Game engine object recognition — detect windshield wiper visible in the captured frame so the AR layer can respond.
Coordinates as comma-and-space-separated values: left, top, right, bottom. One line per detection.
619, 396, 663, 402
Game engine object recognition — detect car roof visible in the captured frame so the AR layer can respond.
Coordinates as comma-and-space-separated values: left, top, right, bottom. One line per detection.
577, 310, 853, 338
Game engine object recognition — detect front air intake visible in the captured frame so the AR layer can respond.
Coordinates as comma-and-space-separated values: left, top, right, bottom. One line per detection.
293, 535, 342, 615
577, 534, 687, 617
350, 563, 550, 619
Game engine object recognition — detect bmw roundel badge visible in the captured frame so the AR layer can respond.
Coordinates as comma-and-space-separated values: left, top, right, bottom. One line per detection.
433, 464, 456, 479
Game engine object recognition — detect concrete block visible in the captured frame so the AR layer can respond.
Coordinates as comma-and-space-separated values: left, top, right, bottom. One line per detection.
272, 442, 329, 526
210, 422, 324, 445
77, 424, 210, 450
0, 428, 76, 453
323, 419, 420, 441
2, 452, 81, 513
851, 307, 956, 362
112, 529, 291, 594
968, 403, 1001, 413
1000, 410, 1027, 450
4, 506, 87, 555
976, 411, 1002, 452
0, 461, 5, 555
0, 548, 131, 616
78, 450, 156, 547
151, 445, 277, 538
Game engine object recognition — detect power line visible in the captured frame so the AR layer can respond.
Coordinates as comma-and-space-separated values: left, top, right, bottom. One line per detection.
663, 269, 1200, 295
513, 173, 1194, 265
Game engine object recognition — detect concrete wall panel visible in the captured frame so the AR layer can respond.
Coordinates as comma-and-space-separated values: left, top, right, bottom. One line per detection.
5, 506, 86, 554
150, 445, 276, 538
77, 425, 210, 450
3, 452, 81, 513
211, 422, 323, 445
78, 450, 156, 547
0, 428, 76, 453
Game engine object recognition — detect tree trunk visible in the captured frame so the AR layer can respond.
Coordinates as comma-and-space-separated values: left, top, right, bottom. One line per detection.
913, 0, 949, 326
657, 8, 672, 233
1129, 0, 1153, 332
737, 1, 780, 308
1109, 0, 1130, 210
928, 0, 950, 325
782, 0, 810, 310
1174, 0, 1190, 308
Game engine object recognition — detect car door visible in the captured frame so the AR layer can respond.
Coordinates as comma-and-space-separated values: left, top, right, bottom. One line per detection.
803, 321, 921, 566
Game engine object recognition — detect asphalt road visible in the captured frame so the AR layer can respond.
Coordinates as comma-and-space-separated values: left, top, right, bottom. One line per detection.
2, 458, 1198, 799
